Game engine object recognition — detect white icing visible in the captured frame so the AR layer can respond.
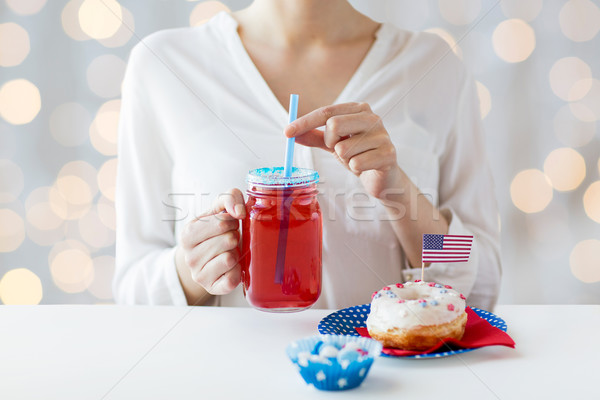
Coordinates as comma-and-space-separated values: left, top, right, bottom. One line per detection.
366, 281, 465, 331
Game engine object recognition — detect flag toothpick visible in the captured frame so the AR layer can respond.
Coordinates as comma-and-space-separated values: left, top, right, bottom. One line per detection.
420, 234, 474, 282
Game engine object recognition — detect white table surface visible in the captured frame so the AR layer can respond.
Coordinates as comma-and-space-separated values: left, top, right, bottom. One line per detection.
0, 305, 598, 399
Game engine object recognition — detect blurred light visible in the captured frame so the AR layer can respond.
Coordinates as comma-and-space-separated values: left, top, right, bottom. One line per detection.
50, 103, 91, 147
88, 255, 115, 300
438, 0, 481, 26
570, 239, 600, 283
50, 248, 94, 293
500, 0, 543, 22
510, 169, 553, 213
583, 181, 600, 223
49, 185, 90, 221
475, 81, 491, 119
97, 196, 115, 231
424, 28, 463, 59
572, 79, 600, 121
569, 78, 594, 102
26, 201, 63, 231
569, 102, 596, 123
97, 158, 117, 201
78, 209, 114, 248
0, 268, 43, 305
548, 57, 592, 102
86, 54, 126, 98
5, 0, 47, 15
98, 6, 135, 48
189, 1, 230, 27
0, 79, 41, 125
50, 160, 98, 222
559, 0, 600, 42
0, 23, 30, 67
0, 159, 24, 203
0, 209, 26, 252
48, 239, 89, 266
24, 187, 66, 246
56, 176, 92, 206
78, 0, 123, 40
58, 160, 99, 198
492, 19, 536, 63
543, 148, 586, 192
62, 0, 90, 41
89, 100, 120, 156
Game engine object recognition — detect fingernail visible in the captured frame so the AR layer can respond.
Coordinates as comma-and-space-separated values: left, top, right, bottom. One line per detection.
285, 125, 296, 137
235, 204, 245, 218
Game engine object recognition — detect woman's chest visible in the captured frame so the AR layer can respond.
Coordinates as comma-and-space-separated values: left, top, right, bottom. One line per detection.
242, 42, 376, 115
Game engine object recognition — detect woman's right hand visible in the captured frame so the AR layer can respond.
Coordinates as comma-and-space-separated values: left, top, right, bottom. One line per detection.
176, 188, 246, 298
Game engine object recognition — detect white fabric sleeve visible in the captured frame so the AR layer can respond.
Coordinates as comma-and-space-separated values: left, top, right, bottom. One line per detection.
113, 44, 187, 306
403, 75, 502, 310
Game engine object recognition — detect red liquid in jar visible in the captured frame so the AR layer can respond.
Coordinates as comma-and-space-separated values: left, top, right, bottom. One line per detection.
241, 185, 322, 311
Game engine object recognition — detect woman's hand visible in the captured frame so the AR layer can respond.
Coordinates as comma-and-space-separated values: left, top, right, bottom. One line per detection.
176, 189, 245, 299
284, 102, 401, 199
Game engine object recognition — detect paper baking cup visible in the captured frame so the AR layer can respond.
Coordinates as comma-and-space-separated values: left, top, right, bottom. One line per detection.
286, 334, 382, 391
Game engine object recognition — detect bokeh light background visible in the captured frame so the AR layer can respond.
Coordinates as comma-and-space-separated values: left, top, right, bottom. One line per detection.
1, 0, 599, 305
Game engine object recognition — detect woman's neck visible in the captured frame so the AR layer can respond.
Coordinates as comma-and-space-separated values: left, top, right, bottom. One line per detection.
233, 0, 379, 48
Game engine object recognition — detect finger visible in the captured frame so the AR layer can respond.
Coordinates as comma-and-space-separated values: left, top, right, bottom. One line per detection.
293, 129, 332, 152
285, 102, 371, 138
209, 260, 242, 295
181, 215, 239, 250
325, 111, 381, 140
333, 130, 388, 162
186, 230, 240, 270
207, 188, 246, 219
196, 250, 241, 295
347, 145, 397, 174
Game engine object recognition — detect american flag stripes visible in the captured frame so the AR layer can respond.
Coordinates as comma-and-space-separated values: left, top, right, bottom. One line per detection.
422, 234, 473, 263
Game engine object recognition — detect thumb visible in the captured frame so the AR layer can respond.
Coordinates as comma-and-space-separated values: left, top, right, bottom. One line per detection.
210, 188, 246, 219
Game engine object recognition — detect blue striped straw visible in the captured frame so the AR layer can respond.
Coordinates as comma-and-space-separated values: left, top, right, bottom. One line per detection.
283, 94, 299, 177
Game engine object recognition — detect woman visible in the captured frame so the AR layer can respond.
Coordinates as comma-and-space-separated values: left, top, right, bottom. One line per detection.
114, 0, 501, 310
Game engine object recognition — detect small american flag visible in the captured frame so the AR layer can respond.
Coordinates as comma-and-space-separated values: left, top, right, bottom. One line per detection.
422, 234, 473, 263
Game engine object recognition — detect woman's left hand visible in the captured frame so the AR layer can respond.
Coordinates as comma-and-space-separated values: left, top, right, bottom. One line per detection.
284, 102, 401, 199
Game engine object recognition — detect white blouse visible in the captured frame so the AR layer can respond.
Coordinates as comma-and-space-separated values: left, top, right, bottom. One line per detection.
114, 12, 501, 310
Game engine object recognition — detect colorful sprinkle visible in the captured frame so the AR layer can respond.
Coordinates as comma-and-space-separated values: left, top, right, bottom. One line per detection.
415, 279, 422, 282
395, 283, 404, 288
419, 302, 427, 308
428, 282, 436, 287
439, 289, 448, 294
418, 299, 426, 303
447, 304, 455, 311
386, 291, 397, 298
373, 293, 381, 299
371, 291, 377, 299
460, 294, 466, 300
429, 300, 439, 306
434, 284, 443, 288
397, 299, 405, 304
357, 349, 369, 356
444, 285, 453, 289
382, 286, 390, 290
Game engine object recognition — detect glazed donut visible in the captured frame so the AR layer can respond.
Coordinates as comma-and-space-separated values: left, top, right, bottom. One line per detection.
366, 280, 467, 351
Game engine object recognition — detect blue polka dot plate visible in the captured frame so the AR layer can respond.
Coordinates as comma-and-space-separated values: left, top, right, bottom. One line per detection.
318, 305, 508, 359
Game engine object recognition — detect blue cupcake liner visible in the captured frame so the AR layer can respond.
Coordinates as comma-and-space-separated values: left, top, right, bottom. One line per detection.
286, 334, 382, 391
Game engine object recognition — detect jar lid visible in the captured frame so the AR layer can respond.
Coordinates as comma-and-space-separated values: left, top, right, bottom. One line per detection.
247, 167, 319, 188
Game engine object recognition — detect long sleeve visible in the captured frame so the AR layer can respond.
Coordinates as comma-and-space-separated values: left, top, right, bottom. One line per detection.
403, 74, 502, 310
113, 43, 187, 305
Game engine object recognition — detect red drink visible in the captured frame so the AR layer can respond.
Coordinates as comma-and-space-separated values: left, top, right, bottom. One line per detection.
241, 167, 322, 312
